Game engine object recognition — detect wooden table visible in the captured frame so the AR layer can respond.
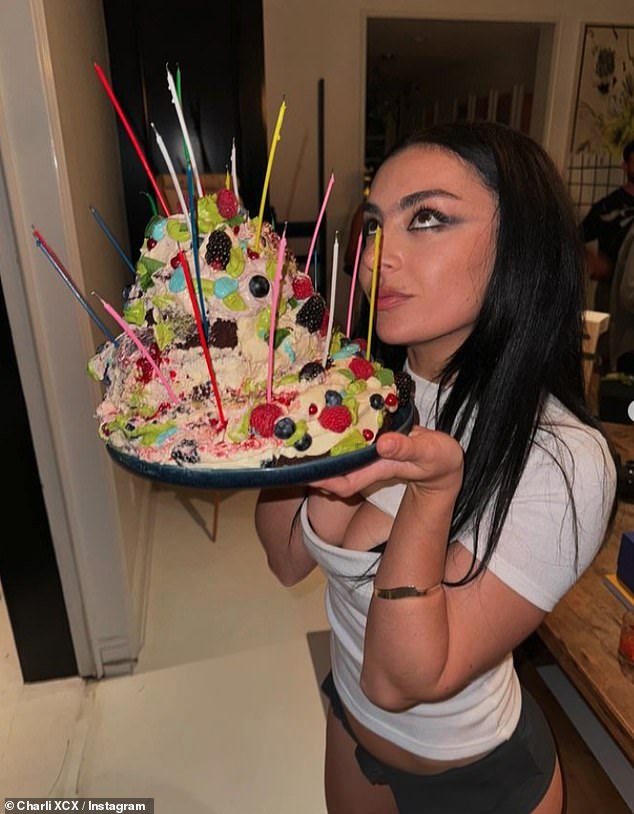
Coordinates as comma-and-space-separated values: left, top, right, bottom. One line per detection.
538, 422, 634, 765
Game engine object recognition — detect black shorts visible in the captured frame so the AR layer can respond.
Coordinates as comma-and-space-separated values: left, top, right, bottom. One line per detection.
321, 672, 557, 814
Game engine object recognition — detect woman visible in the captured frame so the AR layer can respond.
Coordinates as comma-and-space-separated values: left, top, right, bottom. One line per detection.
255, 121, 616, 814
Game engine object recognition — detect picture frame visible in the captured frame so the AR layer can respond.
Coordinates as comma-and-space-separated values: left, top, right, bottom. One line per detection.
570, 24, 634, 158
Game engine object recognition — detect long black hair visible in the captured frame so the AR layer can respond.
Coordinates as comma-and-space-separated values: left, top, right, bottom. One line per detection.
372, 121, 614, 585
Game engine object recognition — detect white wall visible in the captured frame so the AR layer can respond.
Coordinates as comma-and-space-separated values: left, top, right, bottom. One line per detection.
263, 0, 634, 321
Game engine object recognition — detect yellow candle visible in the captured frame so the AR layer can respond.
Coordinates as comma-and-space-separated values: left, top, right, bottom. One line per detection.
255, 99, 287, 249
225, 168, 231, 190
366, 226, 382, 360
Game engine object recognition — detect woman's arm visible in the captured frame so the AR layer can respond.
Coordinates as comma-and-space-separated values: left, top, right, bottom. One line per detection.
314, 427, 547, 709
255, 486, 315, 586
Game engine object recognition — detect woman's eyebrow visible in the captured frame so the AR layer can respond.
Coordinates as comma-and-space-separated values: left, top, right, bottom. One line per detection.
363, 189, 460, 219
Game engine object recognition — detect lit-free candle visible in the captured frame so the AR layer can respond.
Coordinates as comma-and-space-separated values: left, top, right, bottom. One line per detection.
322, 233, 339, 366
33, 231, 117, 343
89, 205, 136, 278
94, 292, 178, 404
94, 62, 170, 217
166, 65, 203, 198
365, 226, 382, 361
255, 99, 287, 249
345, 230, 363, 338
266, 226, 287, 403
177, 250, 226, 426
151, 122, 189, 218
231, 138, 239, 201
304, 172, 334, 279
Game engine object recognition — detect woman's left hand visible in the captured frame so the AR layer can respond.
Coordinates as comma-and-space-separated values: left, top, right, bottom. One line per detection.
311, 425, 464, 499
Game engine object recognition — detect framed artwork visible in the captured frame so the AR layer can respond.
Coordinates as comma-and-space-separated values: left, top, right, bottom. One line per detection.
571, 25, 634, 158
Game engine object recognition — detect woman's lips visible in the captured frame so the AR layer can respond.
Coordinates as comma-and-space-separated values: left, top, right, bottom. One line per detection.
376, 290, 408, 310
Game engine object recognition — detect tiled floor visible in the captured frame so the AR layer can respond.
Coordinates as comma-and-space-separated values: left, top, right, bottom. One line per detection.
0, 487, 331, 811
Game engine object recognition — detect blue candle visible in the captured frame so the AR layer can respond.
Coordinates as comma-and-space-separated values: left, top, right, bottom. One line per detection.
90, 205, 136, 278
34, 234, 117, 343
187, 163, 208, 338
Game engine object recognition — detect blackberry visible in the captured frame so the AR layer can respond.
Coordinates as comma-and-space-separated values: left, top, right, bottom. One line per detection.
299, 361, 325, 381
294, 433, 312, 451
249, 274, 270, 298
394, 371, 415, 406
274, 416, 296, 439
296, 295, 325, 333
205, 230, 232, 269
171, 439, 200, 465
324, 389, 343, 406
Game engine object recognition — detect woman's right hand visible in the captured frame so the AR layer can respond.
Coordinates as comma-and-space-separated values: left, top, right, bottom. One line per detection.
312, 425, 464, 501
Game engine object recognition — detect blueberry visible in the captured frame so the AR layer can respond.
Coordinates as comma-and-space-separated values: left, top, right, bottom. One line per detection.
325, 389, 343, 406
249, 274, 270, 298
369, 393, 385, 410
294, 433, 313, 451
274, 417, 296, 439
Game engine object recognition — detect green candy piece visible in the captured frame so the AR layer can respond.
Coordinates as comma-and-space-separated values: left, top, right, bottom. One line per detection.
374, 368, 395, 386
166, 219, 191, 242
153, 321, 174, 351
123, 300, 146, 326
226, 246, 246, 278
133, 421, 177, 446
342, 396, 359, 424
223, 291, 247, 311
256, 307, 271, 337
227, 408, 252, 443
330, 429, 367, 456
265, 258, 277, 280
346, 379, 367, 396
200, 278, 214, 299
197, 196, 223, 232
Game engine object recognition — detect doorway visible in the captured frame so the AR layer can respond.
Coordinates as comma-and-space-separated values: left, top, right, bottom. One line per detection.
365, 18, 554, 177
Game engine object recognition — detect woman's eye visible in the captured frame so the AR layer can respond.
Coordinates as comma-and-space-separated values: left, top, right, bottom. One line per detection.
410, 208, 450, 230
363, 218, 381, 237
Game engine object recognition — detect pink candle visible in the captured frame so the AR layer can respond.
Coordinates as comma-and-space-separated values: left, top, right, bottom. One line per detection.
94, 293, 179, 405
266, 228, 287, 403
345, 230, 363, 338
322, 233, 339, 366
304, 172, 335, 277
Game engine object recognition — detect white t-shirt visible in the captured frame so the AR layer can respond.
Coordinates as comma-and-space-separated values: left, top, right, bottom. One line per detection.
301, 368, 616, 760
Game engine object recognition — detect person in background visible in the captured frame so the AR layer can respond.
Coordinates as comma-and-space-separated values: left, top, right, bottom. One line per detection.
582, 140, 634, 314
255, 122, 616, 814
608, 223, 634, 374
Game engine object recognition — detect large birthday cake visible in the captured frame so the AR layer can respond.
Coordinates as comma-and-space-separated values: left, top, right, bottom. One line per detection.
88, 188, 412, 473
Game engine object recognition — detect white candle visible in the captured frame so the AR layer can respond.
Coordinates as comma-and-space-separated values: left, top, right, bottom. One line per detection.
166, 66, 203, 197
231, 138, 240, 202
322, 233, 339, 366
151, 122, 189, 218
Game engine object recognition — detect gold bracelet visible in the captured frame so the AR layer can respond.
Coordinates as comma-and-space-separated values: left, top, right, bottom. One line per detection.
373, 582, 443, 600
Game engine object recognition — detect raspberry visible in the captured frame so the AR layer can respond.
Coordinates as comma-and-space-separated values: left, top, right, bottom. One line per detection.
394, 371, 414, 406
318, 405, 352, 433
205, 230, 232, 269
349, 357, 375, 380
216, 188, 239, 219
292, 275, 314, 300
249, 403, 283, 437
296, 295, 326, 332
